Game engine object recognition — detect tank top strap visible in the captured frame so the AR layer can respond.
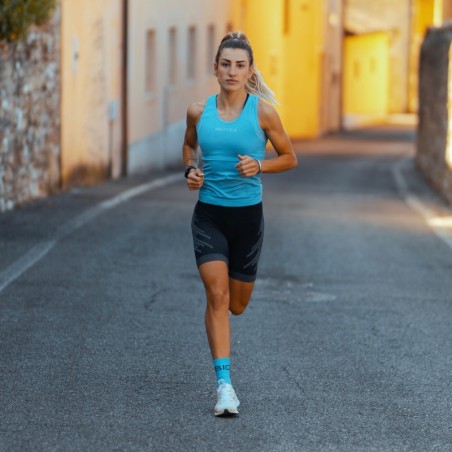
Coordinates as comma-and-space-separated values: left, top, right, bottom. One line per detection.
205, 95, 216, 110
246, 93, 259, 113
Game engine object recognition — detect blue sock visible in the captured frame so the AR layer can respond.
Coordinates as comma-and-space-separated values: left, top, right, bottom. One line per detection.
213, 357, 231, 386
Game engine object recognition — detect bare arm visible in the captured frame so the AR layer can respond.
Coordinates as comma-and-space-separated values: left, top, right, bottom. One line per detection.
182, 102, 203, 167
182, 102, 205, 190
235, 100, 297, 177
258, 100, 297, 173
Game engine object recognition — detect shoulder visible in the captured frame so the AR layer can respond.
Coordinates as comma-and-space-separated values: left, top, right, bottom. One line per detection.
187, 99, 207, 126
257, 99, 281, 131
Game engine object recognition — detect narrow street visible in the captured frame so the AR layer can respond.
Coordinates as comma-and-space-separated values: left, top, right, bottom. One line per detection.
1, 126, 452, 451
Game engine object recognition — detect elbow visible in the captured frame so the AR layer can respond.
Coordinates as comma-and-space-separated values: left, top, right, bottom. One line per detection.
290, 154, 298, 169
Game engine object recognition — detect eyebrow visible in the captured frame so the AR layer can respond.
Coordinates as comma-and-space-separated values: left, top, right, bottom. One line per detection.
220, 59, 247, 63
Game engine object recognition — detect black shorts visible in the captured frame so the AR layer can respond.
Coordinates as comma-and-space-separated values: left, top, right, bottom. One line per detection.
191, 201, 264, 282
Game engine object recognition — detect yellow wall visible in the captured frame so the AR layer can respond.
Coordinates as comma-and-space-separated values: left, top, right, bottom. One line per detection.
238, 0, 334, 138
447, 42, 452, 169
61, 0, 123, 187
409, 0, 436, 112
345, 0, 410, 114
282, 0, 323, 137
237, 0, 284, 111
343, 32, 389, 116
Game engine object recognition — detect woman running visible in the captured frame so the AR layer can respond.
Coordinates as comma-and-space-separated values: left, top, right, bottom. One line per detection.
182, 31, 297, 416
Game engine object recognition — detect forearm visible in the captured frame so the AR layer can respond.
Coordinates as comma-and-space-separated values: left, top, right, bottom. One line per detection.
260, 153, 297, 173
182, 144, 200, 167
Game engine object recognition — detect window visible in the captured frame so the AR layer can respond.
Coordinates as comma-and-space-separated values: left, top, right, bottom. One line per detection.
207, 24, 215, 74
187, 26, 196, 80
146, 29, 156, 92
168, 27, 177, 85
283, 0, 290, 35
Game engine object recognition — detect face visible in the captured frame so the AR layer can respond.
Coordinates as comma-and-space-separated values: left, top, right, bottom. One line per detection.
214, 47, 253, 92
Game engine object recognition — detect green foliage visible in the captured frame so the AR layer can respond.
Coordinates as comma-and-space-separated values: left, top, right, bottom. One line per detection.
0, 0, 57, 42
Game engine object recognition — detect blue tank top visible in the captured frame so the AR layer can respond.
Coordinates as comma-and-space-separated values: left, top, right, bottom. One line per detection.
196, 94, 267, 207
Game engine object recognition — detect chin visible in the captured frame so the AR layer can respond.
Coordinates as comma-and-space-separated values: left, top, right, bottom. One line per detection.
221, 84, 243, 92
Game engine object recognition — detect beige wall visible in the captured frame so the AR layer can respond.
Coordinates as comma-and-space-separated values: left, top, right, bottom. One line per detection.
435, 0, 452, 21
61, 0, 123, 187
127, 0, 235, 172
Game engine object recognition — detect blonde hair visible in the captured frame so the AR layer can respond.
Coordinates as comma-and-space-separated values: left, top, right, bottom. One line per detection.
215, 31, 278, 105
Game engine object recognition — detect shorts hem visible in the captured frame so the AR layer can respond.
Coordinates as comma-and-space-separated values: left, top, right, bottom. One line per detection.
196, 254, 229, 268
229, 270, 257, 283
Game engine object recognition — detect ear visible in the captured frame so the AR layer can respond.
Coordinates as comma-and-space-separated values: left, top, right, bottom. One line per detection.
248, 65, 254, 79
214, 62, 218, 77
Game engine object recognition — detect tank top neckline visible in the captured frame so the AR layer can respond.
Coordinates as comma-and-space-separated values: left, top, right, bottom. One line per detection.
213, 93, 250, 125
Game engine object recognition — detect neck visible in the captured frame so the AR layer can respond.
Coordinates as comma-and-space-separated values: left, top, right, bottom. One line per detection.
217, 90, 248, 110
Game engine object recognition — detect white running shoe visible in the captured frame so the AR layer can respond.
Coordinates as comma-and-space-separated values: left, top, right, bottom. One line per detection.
214, 380, 240, 416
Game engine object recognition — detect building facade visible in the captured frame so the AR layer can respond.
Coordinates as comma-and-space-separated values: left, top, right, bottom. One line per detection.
233, 0, 343, 138
1, 0, 452, 211
126, 0, 234, 173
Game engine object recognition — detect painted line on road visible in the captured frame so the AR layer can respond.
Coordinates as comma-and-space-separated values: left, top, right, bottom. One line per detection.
392, 159, 452, 251
0, 173, 183, 294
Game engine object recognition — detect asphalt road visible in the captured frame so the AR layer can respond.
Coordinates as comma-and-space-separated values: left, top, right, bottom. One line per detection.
1, 126, 452, 451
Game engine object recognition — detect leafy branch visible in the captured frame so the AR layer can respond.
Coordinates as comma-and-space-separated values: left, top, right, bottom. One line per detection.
0, 0, 56, 42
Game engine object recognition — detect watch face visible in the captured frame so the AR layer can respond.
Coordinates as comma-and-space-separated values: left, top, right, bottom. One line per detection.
185, 166, 195, 177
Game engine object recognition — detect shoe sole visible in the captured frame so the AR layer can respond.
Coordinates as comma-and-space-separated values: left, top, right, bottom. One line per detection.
214, 408, 239, 417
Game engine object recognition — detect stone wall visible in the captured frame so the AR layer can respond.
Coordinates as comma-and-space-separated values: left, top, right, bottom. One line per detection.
0, 6, 61, 212
417, 24, 452, 204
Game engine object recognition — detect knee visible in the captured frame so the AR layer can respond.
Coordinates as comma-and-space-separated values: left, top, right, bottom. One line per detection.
229, 304, 246, 316
206, 287, 229, 311
229, 296, 250, 316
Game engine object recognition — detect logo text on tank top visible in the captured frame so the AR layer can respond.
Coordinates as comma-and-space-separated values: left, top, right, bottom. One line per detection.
215, 127, 238, 133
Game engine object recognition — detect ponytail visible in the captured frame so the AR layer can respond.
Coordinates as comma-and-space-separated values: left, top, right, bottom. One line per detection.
245, 65, 278, 105
215, 31, 278, 105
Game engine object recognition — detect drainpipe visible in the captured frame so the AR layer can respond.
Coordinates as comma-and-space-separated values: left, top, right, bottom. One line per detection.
339, 0, 346, 131
121, 0, 128, 177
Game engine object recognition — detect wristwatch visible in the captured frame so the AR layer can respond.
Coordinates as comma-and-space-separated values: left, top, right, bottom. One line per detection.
184, 166, 197, 178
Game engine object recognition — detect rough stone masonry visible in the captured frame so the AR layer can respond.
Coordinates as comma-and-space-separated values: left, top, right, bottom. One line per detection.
417, 23, 452, 205
0, 8, 61, 212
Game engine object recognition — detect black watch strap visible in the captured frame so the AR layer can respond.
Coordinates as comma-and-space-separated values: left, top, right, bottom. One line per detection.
184, 166, 197, 178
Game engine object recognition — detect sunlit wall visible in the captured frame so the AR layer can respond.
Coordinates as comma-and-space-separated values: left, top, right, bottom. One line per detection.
343, 32, 389, 121
236, 0, 342, 138
447, 42, 452, 169
344, 0, 411, 119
